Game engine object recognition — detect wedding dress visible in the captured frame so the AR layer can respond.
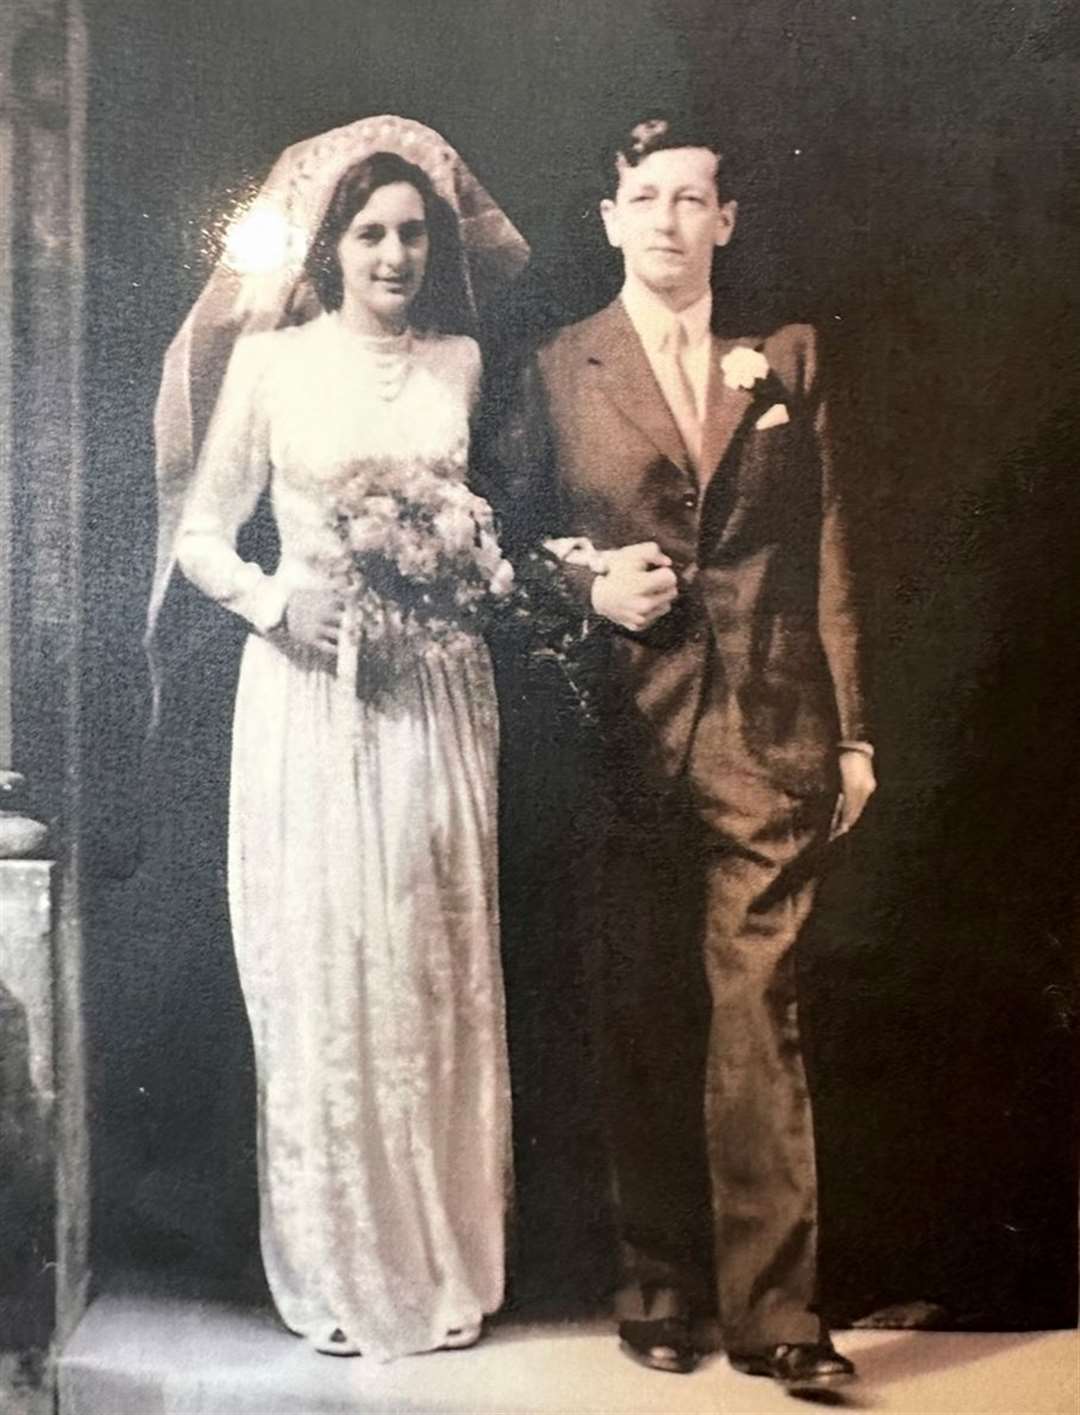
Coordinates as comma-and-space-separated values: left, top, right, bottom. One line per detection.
176, 311, 508, 1359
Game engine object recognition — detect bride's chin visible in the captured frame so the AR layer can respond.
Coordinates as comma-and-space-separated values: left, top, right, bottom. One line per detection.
373, 302, 411, 331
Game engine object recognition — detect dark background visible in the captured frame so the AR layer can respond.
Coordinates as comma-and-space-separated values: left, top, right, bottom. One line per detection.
76, 0, 1078, 1327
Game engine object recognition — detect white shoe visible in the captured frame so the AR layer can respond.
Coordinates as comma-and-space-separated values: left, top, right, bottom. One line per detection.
314, 1327, 362, 1357
441, 1321, 482, 1350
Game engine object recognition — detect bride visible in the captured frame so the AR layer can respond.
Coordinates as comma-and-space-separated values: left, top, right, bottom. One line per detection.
146, 116, 529, 1360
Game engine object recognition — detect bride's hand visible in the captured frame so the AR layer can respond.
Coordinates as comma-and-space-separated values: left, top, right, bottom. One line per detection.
284, 587, 345, 657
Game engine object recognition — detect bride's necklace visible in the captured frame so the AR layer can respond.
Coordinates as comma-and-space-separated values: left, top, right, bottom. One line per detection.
333, 315, 415, 403
367, 329, 414, 402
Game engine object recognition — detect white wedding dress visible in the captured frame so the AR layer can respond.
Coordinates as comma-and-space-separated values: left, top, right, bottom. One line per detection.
176, 313, 508, 1359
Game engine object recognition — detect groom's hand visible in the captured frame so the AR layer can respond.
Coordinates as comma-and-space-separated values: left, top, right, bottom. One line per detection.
591, 541, 678, 633
831, 749, 877, 839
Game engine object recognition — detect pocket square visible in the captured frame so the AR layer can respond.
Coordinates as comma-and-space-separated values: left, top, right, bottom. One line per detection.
754, 402, 790, 431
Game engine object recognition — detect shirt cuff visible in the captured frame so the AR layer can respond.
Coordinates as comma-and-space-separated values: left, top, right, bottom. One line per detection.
839, 740, 875, 758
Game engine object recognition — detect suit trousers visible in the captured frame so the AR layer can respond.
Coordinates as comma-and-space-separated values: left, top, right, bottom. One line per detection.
597, 720, 832, 1351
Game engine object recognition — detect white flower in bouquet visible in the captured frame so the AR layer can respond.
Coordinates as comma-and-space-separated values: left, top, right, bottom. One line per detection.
395, 538, 440, 579
473, 532, 513, 597
435, 476, 474, 509
361, 493, 398, 518
432, 505, 479, 559
347, 514, 392, 554
489, 557, 515, 598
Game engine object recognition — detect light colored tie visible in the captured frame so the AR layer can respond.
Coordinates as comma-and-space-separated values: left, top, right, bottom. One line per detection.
662, 317, 702, 469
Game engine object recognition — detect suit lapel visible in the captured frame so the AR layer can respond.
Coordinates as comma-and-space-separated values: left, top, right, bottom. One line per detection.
697, 336, 755, 494
584, 300, 692, 478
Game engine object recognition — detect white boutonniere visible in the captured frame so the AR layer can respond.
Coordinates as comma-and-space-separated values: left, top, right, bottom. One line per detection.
720, 345, 770, 391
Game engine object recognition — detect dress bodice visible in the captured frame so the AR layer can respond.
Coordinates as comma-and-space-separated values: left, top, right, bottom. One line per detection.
176, 314, 481, 630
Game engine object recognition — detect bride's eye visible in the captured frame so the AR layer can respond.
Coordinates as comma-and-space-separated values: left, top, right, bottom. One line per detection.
354, 224, 384, 245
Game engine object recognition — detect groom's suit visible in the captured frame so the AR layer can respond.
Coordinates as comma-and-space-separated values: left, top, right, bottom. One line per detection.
493, 294, 867, 1351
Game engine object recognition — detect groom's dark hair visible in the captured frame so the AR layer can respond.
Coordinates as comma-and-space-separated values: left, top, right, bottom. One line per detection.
600, 113, 731, 201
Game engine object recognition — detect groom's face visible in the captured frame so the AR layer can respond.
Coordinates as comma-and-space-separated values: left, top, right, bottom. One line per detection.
601, 146, 736, 307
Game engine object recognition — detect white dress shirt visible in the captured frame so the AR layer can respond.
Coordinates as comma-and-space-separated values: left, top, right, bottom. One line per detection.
620, 277, 713, 427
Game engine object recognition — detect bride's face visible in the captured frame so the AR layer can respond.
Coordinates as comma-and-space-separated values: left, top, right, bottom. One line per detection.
336, 181, 430, 332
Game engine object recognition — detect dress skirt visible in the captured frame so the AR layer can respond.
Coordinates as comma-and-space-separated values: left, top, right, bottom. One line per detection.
227, 629, 508, 1360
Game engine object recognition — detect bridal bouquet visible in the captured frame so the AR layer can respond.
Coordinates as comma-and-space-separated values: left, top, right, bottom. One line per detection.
332, 457, 514, 678
333, 457, 603, 716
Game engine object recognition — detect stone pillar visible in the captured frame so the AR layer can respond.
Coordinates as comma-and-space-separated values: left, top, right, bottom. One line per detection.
0, 863, 55, 1414
0, 0, 88, 1410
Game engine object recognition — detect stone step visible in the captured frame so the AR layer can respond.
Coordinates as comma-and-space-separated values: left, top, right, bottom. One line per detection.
57, 1291, 1078, 1415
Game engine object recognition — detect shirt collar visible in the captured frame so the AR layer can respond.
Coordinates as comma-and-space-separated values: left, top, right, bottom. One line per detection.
620, 277, 713, 354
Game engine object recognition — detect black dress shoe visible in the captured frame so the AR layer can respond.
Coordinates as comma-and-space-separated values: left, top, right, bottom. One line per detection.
729, 1342, 856, 1387
618, 1317, 700, 1375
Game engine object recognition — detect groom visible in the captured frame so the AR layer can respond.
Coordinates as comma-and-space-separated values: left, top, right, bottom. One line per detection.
489, 113, 876, 1387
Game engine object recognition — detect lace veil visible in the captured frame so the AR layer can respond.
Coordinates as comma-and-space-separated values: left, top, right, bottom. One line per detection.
146, 114, 529, 718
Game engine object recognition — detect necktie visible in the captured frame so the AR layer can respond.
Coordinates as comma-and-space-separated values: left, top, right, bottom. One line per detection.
662, 317, 702, 469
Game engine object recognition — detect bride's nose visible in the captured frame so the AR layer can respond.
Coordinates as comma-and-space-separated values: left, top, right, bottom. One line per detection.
379, 232, 406, 268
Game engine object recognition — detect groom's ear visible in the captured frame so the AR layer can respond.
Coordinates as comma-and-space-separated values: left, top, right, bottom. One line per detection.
714, 199, 738, 248
600, 197, 621, 250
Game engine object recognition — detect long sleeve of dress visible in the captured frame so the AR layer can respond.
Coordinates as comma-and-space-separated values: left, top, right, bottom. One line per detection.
176, 332, 290, 633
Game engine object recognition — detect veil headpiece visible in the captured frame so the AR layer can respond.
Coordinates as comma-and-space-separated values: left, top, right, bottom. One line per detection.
147, 114, 529, 719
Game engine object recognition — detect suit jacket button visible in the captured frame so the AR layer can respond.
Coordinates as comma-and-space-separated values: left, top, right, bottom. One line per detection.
682, 490, 698, 509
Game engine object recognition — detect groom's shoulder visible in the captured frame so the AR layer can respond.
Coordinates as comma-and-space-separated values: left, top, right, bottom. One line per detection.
761, 321, 817, 358
534, 302, 617, 371
759, 321, 820, 393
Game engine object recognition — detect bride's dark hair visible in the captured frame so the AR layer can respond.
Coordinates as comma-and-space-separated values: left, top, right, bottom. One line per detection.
305, 152, 473, 335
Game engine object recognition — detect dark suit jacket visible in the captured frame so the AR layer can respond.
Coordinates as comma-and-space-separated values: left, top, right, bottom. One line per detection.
492, 297, 867, 798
